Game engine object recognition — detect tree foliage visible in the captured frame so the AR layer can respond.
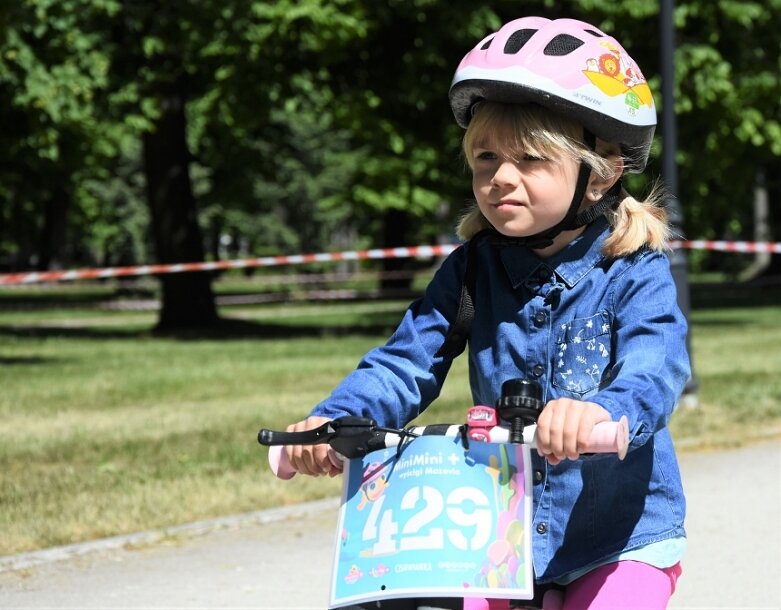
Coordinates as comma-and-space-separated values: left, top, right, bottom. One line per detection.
672, 0, 781, 246
1, 0, 780, 318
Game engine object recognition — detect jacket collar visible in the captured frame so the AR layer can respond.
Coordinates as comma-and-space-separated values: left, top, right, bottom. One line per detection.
498, 217, 610, 289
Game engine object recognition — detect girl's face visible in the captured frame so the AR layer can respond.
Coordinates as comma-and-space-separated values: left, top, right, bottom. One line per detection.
471, 143, 581, 241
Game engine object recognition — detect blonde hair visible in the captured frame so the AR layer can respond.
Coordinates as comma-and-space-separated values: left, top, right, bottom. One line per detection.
455, 102, 671, 257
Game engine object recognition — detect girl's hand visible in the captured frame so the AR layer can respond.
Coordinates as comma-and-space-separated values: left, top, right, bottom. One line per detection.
535, 398, 612, 465
284, 416, 342, 477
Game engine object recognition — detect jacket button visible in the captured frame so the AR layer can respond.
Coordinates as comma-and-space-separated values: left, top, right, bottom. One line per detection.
536, 522, 547, 534
532, 364, 545, 378
533, 311, 546, 327
533, 469, 544, 484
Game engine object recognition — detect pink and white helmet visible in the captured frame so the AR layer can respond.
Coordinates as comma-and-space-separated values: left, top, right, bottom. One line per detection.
450, 17, 656, 171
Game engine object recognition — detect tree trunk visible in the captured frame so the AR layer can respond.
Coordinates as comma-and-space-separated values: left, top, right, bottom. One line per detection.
740, 169, 771, 281
142, 86, 217, 330
752, 161, 781, 280
38, 185, 69, 270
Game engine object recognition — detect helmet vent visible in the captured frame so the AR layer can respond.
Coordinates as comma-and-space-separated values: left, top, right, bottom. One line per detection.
543, 34, 584, 56
480, 36, 494, 50
504, 29, 537, 54
584, 28, 604, 37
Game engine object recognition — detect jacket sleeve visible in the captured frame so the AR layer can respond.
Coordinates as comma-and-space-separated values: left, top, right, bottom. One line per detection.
309, 246, 468, 428
591, 250, 691, 450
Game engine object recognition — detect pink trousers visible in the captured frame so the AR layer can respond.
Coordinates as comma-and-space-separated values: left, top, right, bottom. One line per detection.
467, 561, 682, 610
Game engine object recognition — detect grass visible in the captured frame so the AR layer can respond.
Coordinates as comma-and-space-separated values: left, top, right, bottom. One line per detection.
670, 304, 781, 447
0, 277, 780, 556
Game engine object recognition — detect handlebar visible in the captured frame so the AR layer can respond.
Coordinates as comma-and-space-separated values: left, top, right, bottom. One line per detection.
260, 415, 629, 480
259, 378, 629, 480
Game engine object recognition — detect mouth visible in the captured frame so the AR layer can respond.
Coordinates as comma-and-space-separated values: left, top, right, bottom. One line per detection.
493, 199, 525, 209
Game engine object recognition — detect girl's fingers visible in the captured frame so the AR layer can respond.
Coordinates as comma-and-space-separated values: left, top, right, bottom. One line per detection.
537, 399, 611, 463
561, 402, 584, 461
288, 443, 331, 477
576, 403, 611, 454
535, 402, 552, 457
547, 402, 569, 459
285, 417, 334, 476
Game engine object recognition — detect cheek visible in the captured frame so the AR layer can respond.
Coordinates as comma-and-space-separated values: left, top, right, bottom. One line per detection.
557, 162, 581, 190
471, 169, 492, 196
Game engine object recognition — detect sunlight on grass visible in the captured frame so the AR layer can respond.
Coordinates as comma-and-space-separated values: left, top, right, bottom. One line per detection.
670, 306, 781, 446
1, 288, 779, 555
0, 306, 386, 554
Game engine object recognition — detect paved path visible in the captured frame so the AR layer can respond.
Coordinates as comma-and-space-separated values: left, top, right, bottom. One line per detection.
1, 440, 779, 609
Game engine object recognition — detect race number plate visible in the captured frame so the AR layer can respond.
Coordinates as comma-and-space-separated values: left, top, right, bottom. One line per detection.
329, 435, 533, 608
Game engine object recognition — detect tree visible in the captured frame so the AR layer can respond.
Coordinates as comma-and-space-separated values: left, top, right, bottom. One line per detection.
0, 0, 122, 270
103, 1, 224, 328
1, 0, 372, 327
3, 0, 781, 301
671, 0, 781, 274
105, 0, 376, 328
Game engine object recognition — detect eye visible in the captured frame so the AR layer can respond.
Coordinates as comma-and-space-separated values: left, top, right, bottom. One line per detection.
522, 153, 546, 162
473, 149, 497, 162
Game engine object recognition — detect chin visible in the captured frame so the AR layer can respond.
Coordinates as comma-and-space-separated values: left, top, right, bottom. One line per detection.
494, 225, 533, 238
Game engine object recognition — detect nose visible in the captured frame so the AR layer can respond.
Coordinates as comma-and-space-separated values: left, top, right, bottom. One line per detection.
490, 161, 521, 189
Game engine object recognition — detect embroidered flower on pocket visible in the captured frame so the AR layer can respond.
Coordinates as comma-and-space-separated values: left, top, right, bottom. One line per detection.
553, 312, 612, 396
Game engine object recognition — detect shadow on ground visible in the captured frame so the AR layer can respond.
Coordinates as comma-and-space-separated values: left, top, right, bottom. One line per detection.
0, 308, 404, 341
1, 279, 779, 342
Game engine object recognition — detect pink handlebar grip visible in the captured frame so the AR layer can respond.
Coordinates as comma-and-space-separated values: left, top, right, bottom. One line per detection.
267, 445, 296, 480
587, 416, 629, 460
267, 445, 343, 480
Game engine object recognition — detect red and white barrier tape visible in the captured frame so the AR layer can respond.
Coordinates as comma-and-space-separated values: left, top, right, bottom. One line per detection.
667, 239, 781, 254
0, 239, 778, 286
0, 244, 459, 286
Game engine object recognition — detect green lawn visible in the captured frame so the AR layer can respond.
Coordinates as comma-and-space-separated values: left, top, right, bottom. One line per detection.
0, 279, 779, 555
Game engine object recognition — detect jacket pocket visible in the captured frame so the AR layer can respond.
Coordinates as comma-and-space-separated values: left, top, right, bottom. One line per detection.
553, 312, 612, 396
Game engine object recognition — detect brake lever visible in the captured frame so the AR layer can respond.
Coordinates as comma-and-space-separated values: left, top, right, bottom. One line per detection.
257, 420, 336, 447
257, 416, 379, 459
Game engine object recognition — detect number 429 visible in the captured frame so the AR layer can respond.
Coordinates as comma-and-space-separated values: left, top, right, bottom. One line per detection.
362, 485, 493, 556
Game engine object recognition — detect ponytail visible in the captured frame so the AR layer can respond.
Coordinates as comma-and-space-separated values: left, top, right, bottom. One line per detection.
602, 181, 672, 257
456, 204, 491, 241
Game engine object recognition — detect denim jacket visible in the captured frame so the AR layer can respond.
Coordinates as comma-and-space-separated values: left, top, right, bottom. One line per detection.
311, 217, 690, 583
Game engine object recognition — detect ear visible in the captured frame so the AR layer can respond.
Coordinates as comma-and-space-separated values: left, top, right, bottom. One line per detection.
586, 154, 624, 202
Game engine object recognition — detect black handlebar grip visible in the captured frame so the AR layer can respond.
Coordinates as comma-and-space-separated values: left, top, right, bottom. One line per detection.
257, 417, 377, 450
258, 429, 274, 445
257, 425, 332, 447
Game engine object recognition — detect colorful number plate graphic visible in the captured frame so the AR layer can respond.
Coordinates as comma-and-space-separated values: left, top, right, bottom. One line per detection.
329, 435, 533, 608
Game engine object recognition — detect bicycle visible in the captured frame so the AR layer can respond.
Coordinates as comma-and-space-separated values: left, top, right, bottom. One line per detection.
258, 378, 628, 610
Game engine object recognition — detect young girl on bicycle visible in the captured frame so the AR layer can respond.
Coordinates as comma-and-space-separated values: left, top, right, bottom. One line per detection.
283, 16, 690, 610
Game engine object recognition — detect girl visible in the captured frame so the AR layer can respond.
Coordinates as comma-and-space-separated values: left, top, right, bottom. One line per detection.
284, 16, 690, 610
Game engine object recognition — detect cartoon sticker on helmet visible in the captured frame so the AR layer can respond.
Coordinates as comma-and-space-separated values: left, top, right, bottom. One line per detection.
582, 41, 653, 114
598, 53, 621, 77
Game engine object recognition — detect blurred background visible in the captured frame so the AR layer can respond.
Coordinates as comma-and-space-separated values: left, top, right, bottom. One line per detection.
2, 0, 780, 325
1, 0, 780, 557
